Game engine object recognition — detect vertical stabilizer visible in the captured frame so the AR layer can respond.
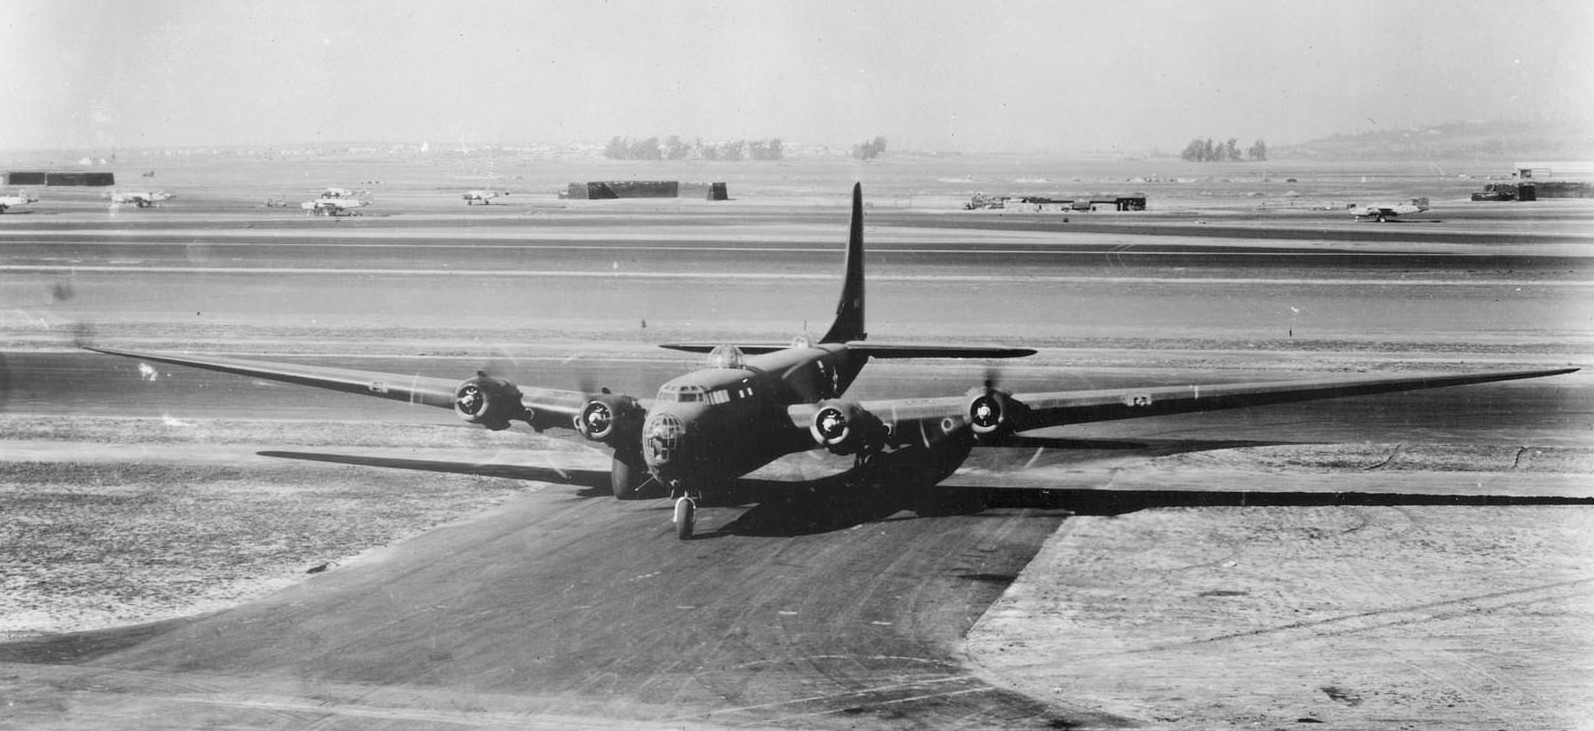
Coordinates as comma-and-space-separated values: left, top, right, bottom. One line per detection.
821, 183, 866, 343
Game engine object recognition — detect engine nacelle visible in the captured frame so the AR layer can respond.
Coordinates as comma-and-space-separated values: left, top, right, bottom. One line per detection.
454, 372, 529, 431
810, 400, 886, 456
575, 392, 645, 446
965, 387, 1029, 442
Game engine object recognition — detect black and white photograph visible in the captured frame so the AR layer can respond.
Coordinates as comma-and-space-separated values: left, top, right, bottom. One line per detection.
1, 1, 1591, 728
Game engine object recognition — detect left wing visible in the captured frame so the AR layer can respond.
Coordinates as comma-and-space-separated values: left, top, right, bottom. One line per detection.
789, 367, 1578, 448
87, 347, 593, 433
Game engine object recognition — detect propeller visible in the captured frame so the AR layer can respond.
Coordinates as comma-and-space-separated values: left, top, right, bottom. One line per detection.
814, 405, 850, 443
581, 400, 615, 436
70, 320, 97, 349
983, 364, 1003, 391
454, 374, 488, 416
966, 364, 1026, 439
969, 396, 1002, 431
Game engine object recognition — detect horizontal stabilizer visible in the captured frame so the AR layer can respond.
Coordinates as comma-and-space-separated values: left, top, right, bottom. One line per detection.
659, 343, 789, 355
845, 342, 1036, 359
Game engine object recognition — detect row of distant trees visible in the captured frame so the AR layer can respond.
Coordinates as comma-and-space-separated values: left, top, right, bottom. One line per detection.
1181, 137, 1267, 162
852, 136, 888, 160
603, 136, 784, 161
602, 135, 893, 161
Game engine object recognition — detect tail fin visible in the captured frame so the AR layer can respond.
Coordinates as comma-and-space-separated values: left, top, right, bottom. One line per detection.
821, 183, 866, 343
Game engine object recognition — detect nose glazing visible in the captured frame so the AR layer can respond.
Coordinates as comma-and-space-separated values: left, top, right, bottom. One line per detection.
645, 412, 685, 465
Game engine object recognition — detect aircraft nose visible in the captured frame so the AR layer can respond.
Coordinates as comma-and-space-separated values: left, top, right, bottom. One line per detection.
644, 412, 686, 468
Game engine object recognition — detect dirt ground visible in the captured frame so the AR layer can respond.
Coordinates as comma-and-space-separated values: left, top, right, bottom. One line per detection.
967, 499, 1594, 730
0, 416, 599, 637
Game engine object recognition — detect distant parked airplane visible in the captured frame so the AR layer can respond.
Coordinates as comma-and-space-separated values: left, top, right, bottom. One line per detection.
1353, 197, 1429, 222
108, 190, 175, 208
0, 190, 38, 213
463, 190, 508, 205
302, 197, 370, 216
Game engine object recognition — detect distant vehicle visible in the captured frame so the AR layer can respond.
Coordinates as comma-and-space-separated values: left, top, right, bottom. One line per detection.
107, 190, 175, 208
302, 197, 370, 216
1352, 197, 1429, 222
0, 190, 38, 213
463, 190, 508, 205
319, 187, 366, 199
1472, 183, 1520, 202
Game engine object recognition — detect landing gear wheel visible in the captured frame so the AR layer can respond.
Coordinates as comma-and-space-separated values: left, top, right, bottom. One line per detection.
610, 450, 650, 500
673, 496, 697, 540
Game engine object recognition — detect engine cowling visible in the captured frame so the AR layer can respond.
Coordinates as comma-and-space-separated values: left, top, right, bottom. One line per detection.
454, 372, 529, 431
965, 387, 1029, 442
575, 393, 645, 446
810, 400, 886, 456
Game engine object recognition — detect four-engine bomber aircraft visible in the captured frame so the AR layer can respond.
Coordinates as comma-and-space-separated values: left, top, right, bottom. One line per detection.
90, 184, 1575, 539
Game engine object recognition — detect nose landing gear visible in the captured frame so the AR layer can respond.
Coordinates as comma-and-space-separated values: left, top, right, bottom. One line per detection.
665, 478, 704, 540
672, 495, 697, 540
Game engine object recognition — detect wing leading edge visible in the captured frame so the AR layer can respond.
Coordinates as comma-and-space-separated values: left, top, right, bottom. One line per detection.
788, 366, 1578, 445
86, 346, 592, 432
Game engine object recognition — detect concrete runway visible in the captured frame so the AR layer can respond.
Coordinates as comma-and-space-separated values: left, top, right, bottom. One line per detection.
1, 201, 1591, 728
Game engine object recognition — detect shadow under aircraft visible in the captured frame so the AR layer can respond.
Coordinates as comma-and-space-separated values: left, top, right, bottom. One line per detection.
257, 431, 1594, 542
92, 184, 1578, 539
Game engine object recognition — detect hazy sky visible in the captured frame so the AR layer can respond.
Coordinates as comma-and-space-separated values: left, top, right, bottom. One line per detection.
2, 0, 1589, 153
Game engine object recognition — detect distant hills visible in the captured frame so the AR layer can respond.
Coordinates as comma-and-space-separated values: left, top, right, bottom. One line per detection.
1278, 119, 1593, 161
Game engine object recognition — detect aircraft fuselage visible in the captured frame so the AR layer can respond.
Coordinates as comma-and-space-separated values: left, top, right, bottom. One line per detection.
642, 343, 866, 491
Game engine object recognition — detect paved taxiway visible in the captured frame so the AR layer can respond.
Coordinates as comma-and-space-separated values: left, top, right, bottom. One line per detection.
2, 488, 1092, 728
2, 204, 1591, 729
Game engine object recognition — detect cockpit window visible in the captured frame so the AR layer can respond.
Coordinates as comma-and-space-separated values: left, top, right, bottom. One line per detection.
656, 384, 706, 403
705, 344, 745, 369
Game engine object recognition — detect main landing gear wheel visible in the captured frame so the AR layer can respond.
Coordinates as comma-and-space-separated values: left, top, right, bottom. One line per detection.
611, 451, 650, 500
673, 497, 697, 540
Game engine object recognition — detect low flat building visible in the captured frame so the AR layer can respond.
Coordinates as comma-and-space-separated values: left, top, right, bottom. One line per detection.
4, 171, 116, 186
1513, 161, 1594, 182
564, 181, 727, 200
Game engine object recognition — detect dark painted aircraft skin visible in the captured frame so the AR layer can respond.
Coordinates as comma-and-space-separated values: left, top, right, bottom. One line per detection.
89, 184, 1577, 539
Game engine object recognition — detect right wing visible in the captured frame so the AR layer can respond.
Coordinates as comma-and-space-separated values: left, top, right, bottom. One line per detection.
86, 346, 594, 433
788, 367, 1578, 448
1009, 367, 1577, 428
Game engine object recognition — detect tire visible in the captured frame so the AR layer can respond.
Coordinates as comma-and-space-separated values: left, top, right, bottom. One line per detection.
673, 497, 696, 540
610, 451, 650, 500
